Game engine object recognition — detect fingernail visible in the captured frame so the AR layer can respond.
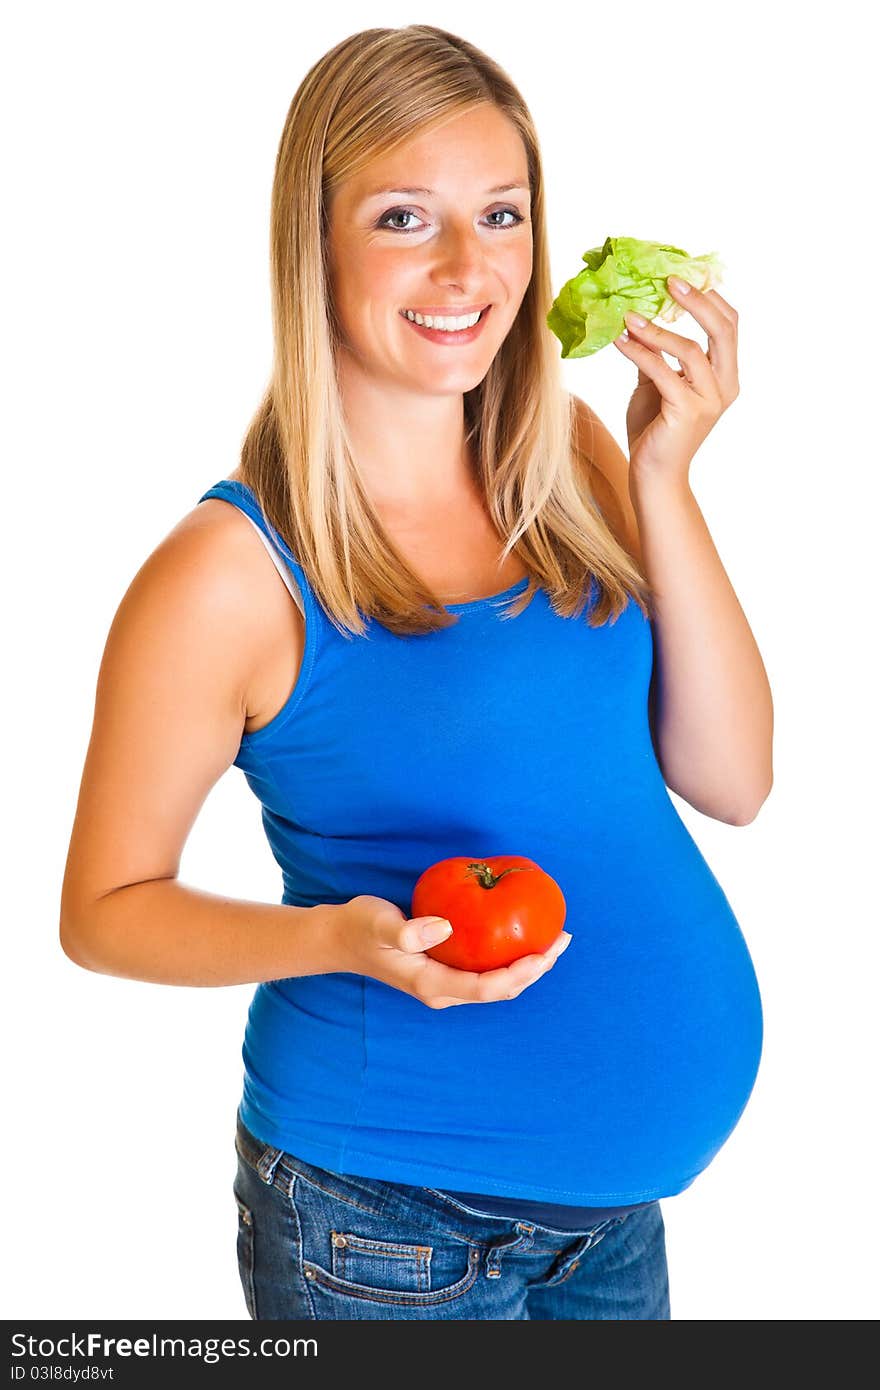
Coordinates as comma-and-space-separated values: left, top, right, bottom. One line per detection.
420, 918, 452, 944
669, 275, 690, 294
624, 311, 647, 329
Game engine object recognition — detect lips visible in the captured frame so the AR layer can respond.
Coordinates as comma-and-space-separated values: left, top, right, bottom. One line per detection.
400, 304, 491, 345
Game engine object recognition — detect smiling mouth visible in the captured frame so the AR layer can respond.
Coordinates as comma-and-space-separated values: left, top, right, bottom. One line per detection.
399, 305, 490, 325
398, 307, 492, 342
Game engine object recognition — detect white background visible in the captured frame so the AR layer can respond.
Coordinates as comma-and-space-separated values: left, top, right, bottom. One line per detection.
3, 0, 876, 1321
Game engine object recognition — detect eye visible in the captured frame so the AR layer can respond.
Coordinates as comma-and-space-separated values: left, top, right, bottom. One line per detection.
378, 208, 424, 232
375, 206, 527, 234
486, 209, 526, 229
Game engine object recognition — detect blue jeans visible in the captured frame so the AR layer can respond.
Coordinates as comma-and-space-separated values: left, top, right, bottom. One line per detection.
233, 1113, 671, 1320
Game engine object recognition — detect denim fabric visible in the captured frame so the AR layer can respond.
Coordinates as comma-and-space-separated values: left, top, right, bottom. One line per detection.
233, 1113, 670, 1320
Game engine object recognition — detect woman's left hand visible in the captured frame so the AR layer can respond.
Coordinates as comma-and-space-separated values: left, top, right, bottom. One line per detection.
614, 277, 740, 485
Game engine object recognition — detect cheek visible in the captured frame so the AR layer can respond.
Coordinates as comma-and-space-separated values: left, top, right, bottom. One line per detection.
510, 238, 533, 288
484, 237, 532, 300
361, 252, 407, 303
337, 252, 403, 321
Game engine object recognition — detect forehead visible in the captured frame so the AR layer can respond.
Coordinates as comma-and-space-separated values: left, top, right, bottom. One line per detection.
339, 106, 529, 207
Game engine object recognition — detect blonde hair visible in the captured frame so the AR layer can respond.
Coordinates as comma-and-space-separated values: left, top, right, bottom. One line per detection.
238, 24, 654, 636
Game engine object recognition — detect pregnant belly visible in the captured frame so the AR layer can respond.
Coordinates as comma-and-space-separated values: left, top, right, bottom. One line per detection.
356, 897, 764, 1200
561, 905, 765, 1172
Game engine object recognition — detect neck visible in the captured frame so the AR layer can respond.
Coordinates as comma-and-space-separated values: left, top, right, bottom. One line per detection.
336, 348, 479, 510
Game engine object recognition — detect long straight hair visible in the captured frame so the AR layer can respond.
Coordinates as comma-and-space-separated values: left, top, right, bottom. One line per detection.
238, 24, 654, 637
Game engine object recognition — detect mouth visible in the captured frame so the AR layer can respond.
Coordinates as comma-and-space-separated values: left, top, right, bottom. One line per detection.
399, 304, 492, 345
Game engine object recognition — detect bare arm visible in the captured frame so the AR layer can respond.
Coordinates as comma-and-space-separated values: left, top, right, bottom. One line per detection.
574, 395, 773, 824
66, 877, 343, 986
629, 471, 773, 825
58, 507, 337, 986
59, 505, 570, 1003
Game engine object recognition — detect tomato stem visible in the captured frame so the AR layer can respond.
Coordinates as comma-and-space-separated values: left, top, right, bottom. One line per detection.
465, 861, 528, 890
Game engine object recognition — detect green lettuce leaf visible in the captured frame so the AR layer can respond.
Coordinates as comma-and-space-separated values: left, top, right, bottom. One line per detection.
546, 235, 725, 358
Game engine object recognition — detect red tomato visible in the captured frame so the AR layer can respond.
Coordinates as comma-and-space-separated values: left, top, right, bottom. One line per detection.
410, 855, 567, 973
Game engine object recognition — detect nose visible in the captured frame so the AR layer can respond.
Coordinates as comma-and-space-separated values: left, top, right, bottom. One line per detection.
432, 219, 488, 287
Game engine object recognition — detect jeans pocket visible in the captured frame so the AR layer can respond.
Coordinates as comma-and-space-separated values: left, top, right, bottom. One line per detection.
292, 1172, 481, 1309
233, 1190, 257, 1319
330, 1230, 432, 1293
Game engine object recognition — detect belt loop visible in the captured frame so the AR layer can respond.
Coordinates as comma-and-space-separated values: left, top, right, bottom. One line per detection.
256, 1145, 285, 1185
485, 1224, 534, 1278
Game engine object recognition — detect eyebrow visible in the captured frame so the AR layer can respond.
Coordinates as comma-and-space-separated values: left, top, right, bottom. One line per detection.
361, 182, 529, 201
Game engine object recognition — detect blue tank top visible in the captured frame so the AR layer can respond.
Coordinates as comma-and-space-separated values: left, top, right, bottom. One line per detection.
199, 479, 763, 1220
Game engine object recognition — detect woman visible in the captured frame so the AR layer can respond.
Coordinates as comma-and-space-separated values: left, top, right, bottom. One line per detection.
60, 25, 772, 1321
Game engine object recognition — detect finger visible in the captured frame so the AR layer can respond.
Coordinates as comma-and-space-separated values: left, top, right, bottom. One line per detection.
620, 313, 718, 399
668, 277, 738, 329
410, 934, 572, 1006
547, 931, 573, 960
665, 278, 738, 387
396, 915, 453, 955
676, 281, 739, 331
410, 952, 538, 1006
614, 328, 697, 399
471, 943, 570, 1003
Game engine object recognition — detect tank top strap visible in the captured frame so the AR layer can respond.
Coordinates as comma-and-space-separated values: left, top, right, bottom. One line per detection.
198, 479, 325, 630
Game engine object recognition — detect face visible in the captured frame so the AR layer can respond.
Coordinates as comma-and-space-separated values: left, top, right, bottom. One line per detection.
325, 103, 533, 396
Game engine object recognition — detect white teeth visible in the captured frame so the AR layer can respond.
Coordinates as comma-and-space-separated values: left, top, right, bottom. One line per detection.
404, 309, 483, 331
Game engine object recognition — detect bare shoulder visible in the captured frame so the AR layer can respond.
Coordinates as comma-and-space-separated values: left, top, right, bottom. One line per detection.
169, 473, 285, 608
571, 394, 643, 567
175, 480, 305, 729
170, 469, 249, 547
107, 474, 304, 738
119, 489, 275, 712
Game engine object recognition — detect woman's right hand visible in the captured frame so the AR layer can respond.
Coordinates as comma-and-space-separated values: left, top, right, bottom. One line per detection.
333, 894, 572, 1009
